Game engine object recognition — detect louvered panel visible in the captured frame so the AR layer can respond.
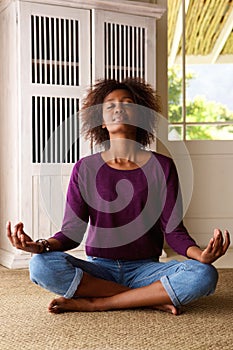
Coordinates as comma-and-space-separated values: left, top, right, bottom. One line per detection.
104, 22, 146, 81
32, 96, 79, 163
31, 15, 80, 86
33, 175, 70, 238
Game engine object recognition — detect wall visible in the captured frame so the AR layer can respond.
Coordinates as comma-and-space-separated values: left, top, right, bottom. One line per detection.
0, 2, 30, 266
153, 0, 233, 266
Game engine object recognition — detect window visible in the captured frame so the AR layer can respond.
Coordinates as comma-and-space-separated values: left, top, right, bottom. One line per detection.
168, 0, 233, 141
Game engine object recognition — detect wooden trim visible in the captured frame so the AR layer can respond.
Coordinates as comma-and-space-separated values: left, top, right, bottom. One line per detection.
16, 0, 165, 18
0, 249, 31, 269
168, 0, 190, 67
174, 54, 233, 64
0, 0, 12, 13
209, 7, 233, 63
162, 248, 233, 269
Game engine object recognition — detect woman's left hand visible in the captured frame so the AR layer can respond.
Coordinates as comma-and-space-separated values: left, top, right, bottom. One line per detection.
187, 229, 230, 264
199, 229, 230, 264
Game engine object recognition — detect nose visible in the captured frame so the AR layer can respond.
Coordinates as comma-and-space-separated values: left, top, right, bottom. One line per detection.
115, 103, 124, 114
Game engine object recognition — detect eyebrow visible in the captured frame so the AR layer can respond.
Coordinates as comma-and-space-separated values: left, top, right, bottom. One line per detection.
104, 97, 134, 102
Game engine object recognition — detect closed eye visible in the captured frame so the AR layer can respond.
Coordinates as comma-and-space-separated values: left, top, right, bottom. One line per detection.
104, 100, 134, 110
105, 103, 115, 110
123, 102, 133, 108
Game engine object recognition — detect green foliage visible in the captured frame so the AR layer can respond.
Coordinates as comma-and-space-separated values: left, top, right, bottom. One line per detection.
168, 66, 233, 140
168, 67, 193, 123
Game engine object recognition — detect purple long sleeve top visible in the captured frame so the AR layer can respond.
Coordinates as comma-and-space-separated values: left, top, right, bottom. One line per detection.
52, 152, 197, 260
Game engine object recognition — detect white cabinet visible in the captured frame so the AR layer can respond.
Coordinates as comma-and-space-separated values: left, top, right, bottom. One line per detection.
0, 0, 164, 268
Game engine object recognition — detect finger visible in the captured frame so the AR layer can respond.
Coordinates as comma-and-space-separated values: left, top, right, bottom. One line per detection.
213, 229, 223, 245
13, 222, 24, 232
222, 230, 231, 254
205, 237, 215, 254
211, 229, 230, 258
16, 222, 24, 239
18, 225, 27, 247
6, 221, 14, 244
212, 229, 223, 253
20, 233, 26, 248
12, 223, 23, 247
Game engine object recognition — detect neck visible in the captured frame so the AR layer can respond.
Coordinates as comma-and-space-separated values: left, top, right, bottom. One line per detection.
107, 138, 142, 162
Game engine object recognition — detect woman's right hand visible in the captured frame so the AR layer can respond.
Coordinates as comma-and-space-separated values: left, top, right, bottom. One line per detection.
6, 221, 43, 254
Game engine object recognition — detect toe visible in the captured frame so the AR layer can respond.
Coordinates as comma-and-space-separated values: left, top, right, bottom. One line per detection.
48, 299, 57, 310
48, 298, 63, 313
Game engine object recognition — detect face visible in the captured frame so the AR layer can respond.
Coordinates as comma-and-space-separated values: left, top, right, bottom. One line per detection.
102, 89, 136, 137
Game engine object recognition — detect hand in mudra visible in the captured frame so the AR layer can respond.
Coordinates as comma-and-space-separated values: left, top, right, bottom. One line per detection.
6, 221, 42, 254
200, 228, 230, 264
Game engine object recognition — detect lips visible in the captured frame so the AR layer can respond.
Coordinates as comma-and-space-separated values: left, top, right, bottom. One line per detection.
112, 115, 128, 123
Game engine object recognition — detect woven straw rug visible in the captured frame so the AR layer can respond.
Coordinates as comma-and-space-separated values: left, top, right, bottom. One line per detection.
0, 266, 233, 350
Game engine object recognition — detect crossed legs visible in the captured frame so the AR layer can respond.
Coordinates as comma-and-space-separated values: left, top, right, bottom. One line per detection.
48, 271, 178, 315
29, 251, 218, 316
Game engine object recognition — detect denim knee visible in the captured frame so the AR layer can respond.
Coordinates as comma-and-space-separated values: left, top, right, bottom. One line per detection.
195, 262, 219, 296
29, 252, 58, 285
29, 252, 83, 297
182, 260, 219, 301
161, 260, 219, 307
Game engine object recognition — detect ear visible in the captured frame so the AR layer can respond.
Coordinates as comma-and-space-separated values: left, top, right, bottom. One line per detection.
102, 123, 106, 129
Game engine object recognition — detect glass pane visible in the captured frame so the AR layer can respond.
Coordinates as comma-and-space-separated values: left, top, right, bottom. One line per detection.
168, 0, 233, 141
168, 125, 183, 141
168, 66, 184, 123
186, 65, 233, 124
186, 125, 233, 140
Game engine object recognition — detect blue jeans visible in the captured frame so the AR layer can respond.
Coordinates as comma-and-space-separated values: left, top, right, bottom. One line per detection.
29, 251, 218, 308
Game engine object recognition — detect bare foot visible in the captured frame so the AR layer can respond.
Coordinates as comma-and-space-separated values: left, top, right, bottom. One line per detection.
152, 304, 181, 315
48, 297, 181, 315
48, 297, 100, 313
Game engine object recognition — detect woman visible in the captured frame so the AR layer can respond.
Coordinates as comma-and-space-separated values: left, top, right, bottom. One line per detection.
7, 78, 230, 315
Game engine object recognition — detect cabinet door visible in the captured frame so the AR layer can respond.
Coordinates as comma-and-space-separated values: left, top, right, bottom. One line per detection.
92, 9, 156, 87
19, 3, 91, 238
20, 3, 91, 165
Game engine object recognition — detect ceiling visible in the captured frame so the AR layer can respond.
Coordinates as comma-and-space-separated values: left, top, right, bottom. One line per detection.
168, 0, 233, 65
